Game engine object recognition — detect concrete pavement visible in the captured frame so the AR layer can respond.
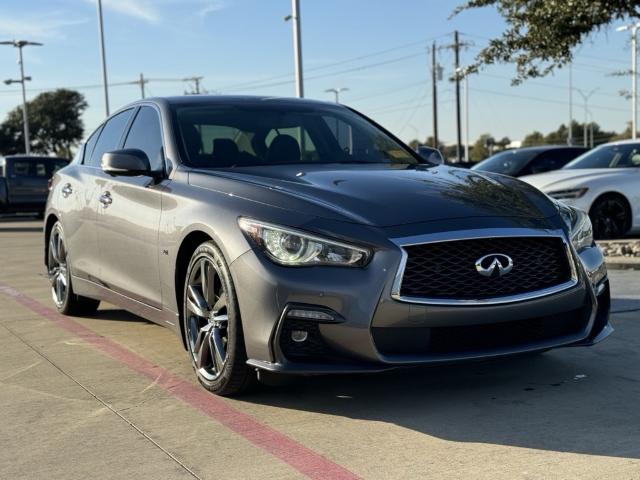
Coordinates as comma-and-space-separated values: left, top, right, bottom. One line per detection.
1, 218, 639, 479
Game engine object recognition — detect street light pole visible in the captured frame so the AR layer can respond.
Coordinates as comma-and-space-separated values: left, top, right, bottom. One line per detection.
1, 40, 42, 155
325, 87, 349, 103
96, 0, 110, 116
575, 88, 598, 147
286, 0, 304, 98
617, 22, 640, 139
568, 62, 573, 145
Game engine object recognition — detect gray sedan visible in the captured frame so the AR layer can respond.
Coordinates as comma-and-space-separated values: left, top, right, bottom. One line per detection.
45, 96, 611, 395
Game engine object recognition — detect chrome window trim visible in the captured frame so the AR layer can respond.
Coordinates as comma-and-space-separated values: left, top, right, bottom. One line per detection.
390, 228, 579, 306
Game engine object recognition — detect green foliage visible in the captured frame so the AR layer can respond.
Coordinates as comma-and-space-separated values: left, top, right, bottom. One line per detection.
0, 89, 88, 158
522, 131, 545, 147
470, 133, 494, 161
454, 0, 640, 83
522, 121, 616, 147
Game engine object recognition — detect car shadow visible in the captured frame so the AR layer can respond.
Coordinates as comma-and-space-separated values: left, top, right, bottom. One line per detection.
87, 308, 153, 324
242, 314, 640, 460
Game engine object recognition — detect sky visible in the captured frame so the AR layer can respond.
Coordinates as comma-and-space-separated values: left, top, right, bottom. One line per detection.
0, 0, 636, 147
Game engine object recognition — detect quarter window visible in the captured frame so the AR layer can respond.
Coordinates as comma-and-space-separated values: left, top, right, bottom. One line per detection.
123, 106, 164, 172
88, 109, 133, 168
82, 126, 103, 165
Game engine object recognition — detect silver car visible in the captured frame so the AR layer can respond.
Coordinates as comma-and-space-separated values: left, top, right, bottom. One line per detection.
45, 96, 612, 395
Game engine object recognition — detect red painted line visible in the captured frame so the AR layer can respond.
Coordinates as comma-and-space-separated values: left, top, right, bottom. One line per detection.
0, 285, 360, 480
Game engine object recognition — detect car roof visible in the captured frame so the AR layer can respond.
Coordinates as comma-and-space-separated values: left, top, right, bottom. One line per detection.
505, 145, 588, 153
142, 95, 340, 109
598, 138, 640, 146
4, 155, 68, 161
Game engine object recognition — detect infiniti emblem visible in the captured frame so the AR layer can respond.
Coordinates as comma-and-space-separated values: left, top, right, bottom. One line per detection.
475, 253, 514, 277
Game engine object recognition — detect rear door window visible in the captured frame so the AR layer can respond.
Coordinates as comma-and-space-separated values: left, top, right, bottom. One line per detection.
9, 159, 49, 178
88, 109, 133, 167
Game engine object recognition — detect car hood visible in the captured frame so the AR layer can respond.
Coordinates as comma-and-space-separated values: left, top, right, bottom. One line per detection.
520, 168, 626, 191
190, 164, 558, 227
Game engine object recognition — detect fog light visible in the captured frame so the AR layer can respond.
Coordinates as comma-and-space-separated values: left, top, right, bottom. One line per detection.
291, 330, 308, 343
287, 309, 334, 321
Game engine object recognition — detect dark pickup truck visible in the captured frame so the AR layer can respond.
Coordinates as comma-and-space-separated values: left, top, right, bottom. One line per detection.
0, 155, 69, 217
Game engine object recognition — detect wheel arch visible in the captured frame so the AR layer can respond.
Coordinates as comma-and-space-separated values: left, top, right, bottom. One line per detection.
174, 230, 214, 349
44, 214, 59, 267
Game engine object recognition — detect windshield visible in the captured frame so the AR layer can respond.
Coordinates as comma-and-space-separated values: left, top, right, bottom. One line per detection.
471, 149, 538, 175
564, 143, 640, 169
173, 103, 421, 168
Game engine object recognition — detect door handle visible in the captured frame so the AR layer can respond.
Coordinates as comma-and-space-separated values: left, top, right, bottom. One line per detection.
99, 191, 112, 207
61, 183, 73, 198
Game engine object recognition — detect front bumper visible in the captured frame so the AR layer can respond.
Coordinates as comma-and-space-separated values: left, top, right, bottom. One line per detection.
230, 228, 612, 375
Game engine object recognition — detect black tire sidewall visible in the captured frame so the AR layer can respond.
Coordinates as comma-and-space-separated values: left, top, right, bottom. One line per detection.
591, 195, 630, 239
183, 241, 247, 394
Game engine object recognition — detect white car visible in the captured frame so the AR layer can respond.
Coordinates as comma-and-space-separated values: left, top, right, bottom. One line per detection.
521, 140, 640, 239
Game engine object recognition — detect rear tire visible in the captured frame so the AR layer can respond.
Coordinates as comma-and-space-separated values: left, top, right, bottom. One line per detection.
183, 241, 256, 396
47, 222, 100, 316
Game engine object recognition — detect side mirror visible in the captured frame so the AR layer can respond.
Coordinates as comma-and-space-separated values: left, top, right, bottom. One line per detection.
102, 149, 152, 176
416, 145, 445, 165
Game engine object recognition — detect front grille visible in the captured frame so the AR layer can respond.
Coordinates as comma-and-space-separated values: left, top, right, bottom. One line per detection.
400, 236, 572, 300
372, 307, 588, 356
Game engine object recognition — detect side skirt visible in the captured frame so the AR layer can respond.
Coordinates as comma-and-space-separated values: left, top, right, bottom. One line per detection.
72, 275, 180, 333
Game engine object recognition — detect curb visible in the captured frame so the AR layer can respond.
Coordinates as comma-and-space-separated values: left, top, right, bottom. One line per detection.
605, 257, 640, 270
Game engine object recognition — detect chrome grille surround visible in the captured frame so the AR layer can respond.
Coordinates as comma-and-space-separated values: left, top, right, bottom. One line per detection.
390, 228, 579, 306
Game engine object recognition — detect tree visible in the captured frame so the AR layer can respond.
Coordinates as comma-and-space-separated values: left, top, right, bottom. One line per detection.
0, 89, 88, 158
470, 133, 494, 161
454, 0, 640, 83
521, 131, 545, 147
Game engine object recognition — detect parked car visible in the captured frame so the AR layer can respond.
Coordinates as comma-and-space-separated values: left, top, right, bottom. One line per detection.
0, 155, 69, 218
471, 145, 588, 177
521, 140, 640, 239
44, 96, 611, 396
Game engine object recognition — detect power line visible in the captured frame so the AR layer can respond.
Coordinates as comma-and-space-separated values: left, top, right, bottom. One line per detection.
471, 87, 628, 113
213, 34, 450, 92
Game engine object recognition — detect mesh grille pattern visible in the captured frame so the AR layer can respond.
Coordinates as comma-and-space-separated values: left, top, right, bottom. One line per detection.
400, 237, 572, 300
372, 308, 587, 356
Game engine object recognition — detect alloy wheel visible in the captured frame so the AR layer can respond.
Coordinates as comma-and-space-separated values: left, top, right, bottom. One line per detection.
592, 197, 629, 239
48, 226, 68, 308
185, 256, 229, 382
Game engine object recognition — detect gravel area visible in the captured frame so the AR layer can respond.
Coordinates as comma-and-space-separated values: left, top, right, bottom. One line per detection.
598, 240, 640, 258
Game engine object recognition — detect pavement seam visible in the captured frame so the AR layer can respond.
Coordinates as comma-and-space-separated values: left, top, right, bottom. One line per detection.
0, 321, 203, 480
0, 284, 362, 480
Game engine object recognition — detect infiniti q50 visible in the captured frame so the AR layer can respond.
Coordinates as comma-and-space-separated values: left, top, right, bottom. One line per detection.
44, 96, 612, 395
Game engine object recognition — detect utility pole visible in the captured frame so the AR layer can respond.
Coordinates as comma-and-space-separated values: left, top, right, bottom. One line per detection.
431, 42, 439, 149
325, 87, 349, 103
96, 0, 110, 116
617, 22, 640, 139
139, 73, 146, 99
1, 40, 42, 155
463, 69, 469, 162
285, 0, 304, 98
454, 31, 462, 163
183, 76, 204, 94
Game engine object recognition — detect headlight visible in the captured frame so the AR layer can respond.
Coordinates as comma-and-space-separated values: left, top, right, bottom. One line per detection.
238, 218, 371, 267
556, 202, 593, 252
548, 188, 588, 200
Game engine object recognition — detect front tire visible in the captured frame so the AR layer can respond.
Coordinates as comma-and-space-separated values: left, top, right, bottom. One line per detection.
183, 241, 255, 396
47, 222, 100, 316
590, 194, 631, 239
